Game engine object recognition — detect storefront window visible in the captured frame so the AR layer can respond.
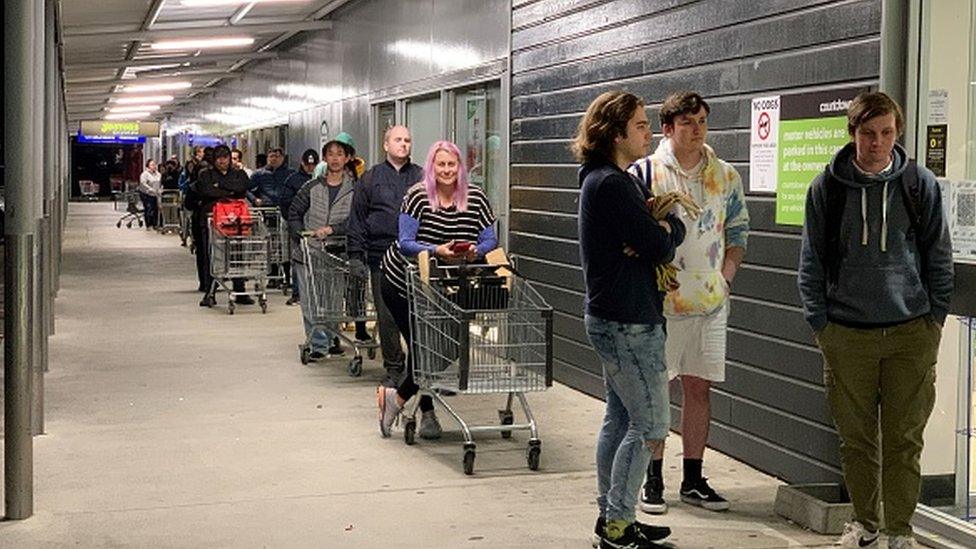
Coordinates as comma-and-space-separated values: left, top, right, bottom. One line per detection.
404, 94, 442, 166
452, 82, 505, 239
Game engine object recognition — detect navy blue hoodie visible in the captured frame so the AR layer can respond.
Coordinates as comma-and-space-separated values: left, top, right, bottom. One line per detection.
578, 161, 685, 325
798, 143, 953, 331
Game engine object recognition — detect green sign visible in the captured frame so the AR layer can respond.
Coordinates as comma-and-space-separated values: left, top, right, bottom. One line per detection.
775, 117, 849, 225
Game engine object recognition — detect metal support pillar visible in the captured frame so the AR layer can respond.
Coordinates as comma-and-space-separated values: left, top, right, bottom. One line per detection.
31, 0, 47, 437
4, 0, 38, 521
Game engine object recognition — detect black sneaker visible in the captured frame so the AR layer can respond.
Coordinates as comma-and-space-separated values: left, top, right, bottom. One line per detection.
597, 521, 668, 549
328, 338, 344, 356
593, 517, 670, 548
235, 295, 256, 305
285, 296, 299, 306
309, 351, 326, 361
679, 477, 729, 511
639, 477, 667, 515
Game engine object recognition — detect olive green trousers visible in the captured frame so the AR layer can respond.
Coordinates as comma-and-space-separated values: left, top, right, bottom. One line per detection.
817, 316, 940, 536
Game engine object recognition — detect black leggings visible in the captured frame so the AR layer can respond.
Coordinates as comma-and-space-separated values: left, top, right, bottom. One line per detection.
380, 273, 434, 413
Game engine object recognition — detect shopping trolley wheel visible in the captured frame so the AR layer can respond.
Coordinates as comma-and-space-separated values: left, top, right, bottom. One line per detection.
260, 299, 268, 314
126, 222, 133, 228
367, 347, 377, 360
527, 440, 541, 471
463, 443, 477, 475
404, 418, 416, 446
138, 220, 143, 227
116, 221, 122, 228
300, 346, 311, 365
228, 301, 236, 315
347, 356, 363, 377
499, 410, 514, 439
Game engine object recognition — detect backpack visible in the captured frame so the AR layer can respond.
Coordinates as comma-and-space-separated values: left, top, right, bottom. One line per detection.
823, 160, 924, 285
212, 199, 254, 236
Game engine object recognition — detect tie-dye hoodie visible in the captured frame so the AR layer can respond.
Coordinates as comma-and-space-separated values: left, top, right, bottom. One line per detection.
630, 139, 749, 316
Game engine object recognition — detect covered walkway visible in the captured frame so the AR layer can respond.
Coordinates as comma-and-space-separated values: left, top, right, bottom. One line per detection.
0, 203, 834, 548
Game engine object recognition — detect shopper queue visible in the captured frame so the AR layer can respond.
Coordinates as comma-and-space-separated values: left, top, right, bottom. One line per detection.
139, 87, 949, 549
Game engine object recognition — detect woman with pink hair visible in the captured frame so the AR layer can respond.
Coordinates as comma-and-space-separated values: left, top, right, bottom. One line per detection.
376, 140, 498, 440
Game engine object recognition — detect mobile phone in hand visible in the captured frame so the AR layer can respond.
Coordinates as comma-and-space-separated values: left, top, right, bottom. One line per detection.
449, 241, 473, 253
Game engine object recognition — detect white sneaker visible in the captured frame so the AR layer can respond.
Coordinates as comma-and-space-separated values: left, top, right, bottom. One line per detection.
887, 535, 917, 549
839, 521, 879, 549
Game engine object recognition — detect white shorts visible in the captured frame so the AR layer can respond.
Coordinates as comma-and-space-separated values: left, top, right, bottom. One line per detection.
664, 301, 729, 382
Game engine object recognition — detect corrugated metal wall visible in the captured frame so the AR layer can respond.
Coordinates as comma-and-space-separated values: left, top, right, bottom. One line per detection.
509, 0, 882, 483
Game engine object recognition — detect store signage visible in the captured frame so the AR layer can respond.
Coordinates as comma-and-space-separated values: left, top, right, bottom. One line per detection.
925, 124, 947, 177
748, 87, 868, 226
79, 120, 160, 138
749, 96, 780, 193
187, 135, 224, 147
77, 134, 147, 145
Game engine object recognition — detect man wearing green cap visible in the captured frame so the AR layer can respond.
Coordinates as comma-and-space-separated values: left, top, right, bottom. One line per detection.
313, 132, 366, 180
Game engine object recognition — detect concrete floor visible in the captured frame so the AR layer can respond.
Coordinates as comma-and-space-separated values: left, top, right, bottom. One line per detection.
0, 203, 843, 548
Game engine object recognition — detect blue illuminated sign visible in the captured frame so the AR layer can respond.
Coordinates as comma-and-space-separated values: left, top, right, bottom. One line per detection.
77, 134, 147, 144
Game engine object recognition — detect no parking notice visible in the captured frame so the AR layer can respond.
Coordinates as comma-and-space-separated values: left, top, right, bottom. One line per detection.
749, 87, 869, 225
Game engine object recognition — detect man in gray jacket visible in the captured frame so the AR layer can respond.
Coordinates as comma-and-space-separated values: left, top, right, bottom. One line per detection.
798, 92, 953, 549
288, 151, 356, 360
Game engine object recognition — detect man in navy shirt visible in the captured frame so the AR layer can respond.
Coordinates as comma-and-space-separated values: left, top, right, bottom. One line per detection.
347, 126, 424, 388
575, 91, 684, 549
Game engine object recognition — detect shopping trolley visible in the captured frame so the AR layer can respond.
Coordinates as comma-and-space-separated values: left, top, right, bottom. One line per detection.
298, 235, 378, 375
404, 256, 553, 475
252, 206, 288, 292
79, 180, 99, 201
204, 214, 269, 314
115, 190, 144, 228
157, 190, 182, 234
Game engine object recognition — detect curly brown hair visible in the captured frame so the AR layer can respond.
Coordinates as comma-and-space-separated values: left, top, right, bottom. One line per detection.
571, 91, 644, 164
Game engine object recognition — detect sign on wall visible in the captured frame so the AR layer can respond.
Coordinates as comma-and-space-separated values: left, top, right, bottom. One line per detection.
748, 96, 780, 193
748, 87, 868, 226
79, 120, 160, 137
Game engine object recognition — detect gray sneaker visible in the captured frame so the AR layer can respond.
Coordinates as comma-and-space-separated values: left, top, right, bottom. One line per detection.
419, 410, 443, 439
377, 386, 401, 438
887, 536, 917, 549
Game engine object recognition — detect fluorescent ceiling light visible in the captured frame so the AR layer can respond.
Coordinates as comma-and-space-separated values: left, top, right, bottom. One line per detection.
122, 82, 191, 93
180, 0, 307, 6
104, 112, 151, 120
114, 95, 174, 104
109, 105, 162, 113
151, 37, 254, 51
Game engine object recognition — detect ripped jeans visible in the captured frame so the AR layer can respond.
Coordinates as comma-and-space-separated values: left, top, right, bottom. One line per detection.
586, 315, 670, 523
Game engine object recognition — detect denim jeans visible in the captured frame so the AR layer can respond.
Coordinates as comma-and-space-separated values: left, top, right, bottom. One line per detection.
293, 262, 332, 352
586, 315, 670, 523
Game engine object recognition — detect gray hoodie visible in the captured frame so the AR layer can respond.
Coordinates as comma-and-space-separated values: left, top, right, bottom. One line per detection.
797, 142, 953, 331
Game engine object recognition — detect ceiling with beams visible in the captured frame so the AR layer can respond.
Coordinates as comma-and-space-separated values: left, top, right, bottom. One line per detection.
62, 0, 353, 124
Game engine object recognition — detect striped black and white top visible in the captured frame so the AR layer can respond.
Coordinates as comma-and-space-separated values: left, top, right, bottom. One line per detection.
381, 182, 496, 295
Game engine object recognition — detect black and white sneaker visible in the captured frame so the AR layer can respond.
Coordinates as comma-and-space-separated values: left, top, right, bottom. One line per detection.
592, 517, 670, 546
639, 477, 668, 514
599, 522, 671, 549
679, 477, 730, 511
